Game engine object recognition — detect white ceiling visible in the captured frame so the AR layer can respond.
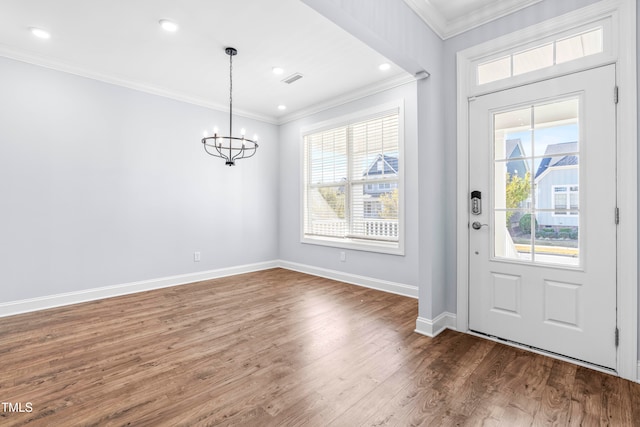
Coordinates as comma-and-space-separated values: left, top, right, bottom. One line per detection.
0, 0, 539, 124
0, 0, 411, 124
403, 0, 543, 39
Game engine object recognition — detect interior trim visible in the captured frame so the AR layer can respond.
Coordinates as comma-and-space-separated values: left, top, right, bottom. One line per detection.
279, 260, 418, 298
0, 259, 418, 318
0, 261, 279, 318
402, 0, 543, 40
0, 45, 415, 127
0, 45, 275, 124
415, 312, 457, 337
278, 74, 416, 125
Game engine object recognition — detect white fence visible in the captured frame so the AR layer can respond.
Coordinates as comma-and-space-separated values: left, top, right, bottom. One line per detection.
310, 219, 398, 239
362, 220, 399, 238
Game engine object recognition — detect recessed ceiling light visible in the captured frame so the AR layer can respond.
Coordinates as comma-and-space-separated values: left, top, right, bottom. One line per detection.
272, 67, 284, 75
278, 105, 287, 111
379, 63, 391, 71
30, 27, 51, 39
159, 19, 178, 32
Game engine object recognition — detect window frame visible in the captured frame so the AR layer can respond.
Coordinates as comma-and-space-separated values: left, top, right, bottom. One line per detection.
552, 184, 579, 216
469, 18, 615, 97
300, 101, 405, 255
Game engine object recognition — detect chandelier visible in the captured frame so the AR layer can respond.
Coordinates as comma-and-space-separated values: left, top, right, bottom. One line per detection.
202, 47, 258, 166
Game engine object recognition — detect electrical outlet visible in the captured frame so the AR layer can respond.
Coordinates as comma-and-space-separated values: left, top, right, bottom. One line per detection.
194, 251, 201, 262
340, 251, 346, 262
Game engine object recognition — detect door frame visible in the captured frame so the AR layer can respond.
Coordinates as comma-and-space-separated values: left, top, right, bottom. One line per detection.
455, 0, 637, 380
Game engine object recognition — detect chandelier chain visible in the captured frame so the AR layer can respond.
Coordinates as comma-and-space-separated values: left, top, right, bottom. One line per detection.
229, 51, 233, 139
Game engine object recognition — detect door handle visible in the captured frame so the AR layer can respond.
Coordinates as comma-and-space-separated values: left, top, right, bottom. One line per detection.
472, 221, 488, 230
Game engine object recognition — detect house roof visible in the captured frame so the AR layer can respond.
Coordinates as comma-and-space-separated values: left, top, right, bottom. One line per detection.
505, 138, 529, 178
505, 138, 524, 159
364, 154, 398, 177
534, 141, 578, 178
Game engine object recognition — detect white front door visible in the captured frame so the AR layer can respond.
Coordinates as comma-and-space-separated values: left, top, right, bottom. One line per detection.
468, 65, 617, 369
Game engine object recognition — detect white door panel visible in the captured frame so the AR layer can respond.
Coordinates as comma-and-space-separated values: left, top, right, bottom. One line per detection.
469, 65, 617, 369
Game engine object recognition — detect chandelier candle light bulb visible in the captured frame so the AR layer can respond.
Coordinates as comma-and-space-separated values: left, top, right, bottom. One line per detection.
201, 47, 259, 166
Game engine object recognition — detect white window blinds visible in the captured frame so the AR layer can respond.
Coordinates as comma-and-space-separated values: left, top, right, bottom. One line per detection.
303, 109, 401, 248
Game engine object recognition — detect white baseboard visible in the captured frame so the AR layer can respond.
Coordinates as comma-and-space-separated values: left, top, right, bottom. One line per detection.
0, 260, 418, 318
415, 312, 457, 337
637, 361, 640, 383
277, 260, 418, 298
0, 260, 279, 318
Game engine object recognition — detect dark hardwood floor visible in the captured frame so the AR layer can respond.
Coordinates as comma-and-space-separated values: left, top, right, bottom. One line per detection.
1, 268, 639, 426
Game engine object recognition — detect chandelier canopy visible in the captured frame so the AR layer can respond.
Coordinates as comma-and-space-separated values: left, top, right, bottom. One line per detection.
202, 47, 258, 166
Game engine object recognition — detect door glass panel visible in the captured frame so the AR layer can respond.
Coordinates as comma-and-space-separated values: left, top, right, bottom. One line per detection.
493, 97, 580, 266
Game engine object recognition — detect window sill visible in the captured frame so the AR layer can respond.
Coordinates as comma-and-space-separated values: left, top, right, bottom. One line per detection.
301, 235, 404, 256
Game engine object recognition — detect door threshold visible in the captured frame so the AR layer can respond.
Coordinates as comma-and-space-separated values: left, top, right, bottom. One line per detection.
467, 329, 618, 377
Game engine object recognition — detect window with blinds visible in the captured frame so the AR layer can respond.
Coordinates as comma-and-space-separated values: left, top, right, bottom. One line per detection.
302, 107, 402, 252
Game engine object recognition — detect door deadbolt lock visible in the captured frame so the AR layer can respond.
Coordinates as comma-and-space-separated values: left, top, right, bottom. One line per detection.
472, 221, 488, 230
471, 191, 482, 215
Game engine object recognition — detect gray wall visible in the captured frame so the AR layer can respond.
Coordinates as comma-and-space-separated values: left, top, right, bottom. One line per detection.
303, 0, 447, 321
278, 82, 420, 288
0, 56, 279, 303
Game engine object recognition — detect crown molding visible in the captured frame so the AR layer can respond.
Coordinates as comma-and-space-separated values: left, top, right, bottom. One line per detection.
1, 45, 417, 128
0, 45, 279, 125
402, 0, 448, 38
403, 0, 543, 40
277, 72, 417, 125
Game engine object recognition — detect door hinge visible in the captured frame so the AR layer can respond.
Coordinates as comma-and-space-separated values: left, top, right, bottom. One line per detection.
615, 327, 619, 347
615, 207, 620, 225
614, 86, 619, 104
